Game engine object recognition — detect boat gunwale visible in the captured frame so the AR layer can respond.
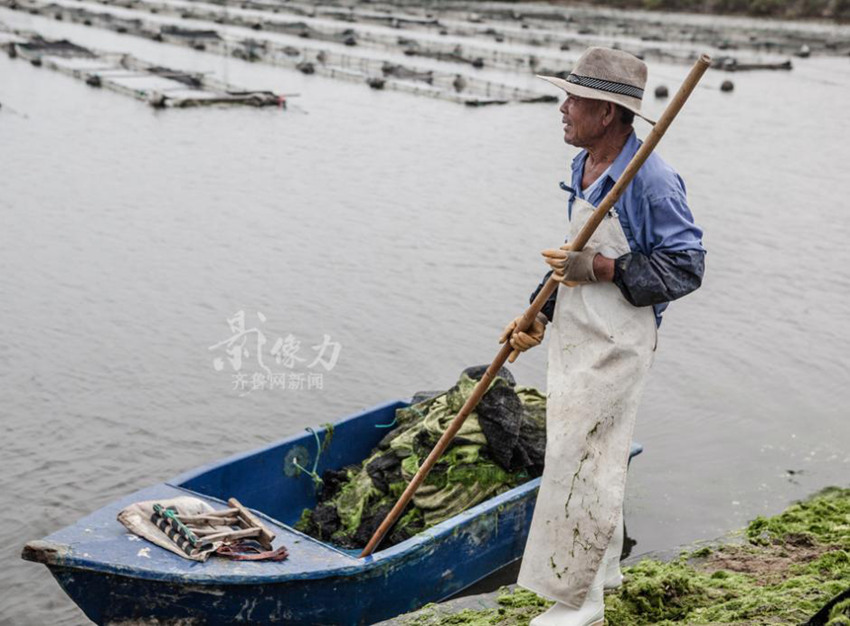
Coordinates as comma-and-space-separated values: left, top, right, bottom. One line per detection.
28, 476, 543, 585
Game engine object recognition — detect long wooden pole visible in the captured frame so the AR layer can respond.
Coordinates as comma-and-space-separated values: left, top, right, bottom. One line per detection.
360, 54, 712, 558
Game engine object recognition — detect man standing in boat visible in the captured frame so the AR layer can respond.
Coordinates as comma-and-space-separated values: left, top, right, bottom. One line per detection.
499, 47, 705, 626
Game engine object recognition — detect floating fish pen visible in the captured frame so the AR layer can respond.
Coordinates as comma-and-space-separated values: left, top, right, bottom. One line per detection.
272, 0, 850, 57
241, 45, 555, 105
97, 0, 796, 70
85, 0, 364, 46
4, 0, 798, 72
72, 0, 585, 67
316, 57, 556, 106
2, 28, 288, 108
63, 0, 577, 74
412, 0, 850, 56
1, 0, 556, 106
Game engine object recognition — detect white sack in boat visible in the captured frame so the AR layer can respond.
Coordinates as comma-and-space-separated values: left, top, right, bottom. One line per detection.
117, 497, 225, 562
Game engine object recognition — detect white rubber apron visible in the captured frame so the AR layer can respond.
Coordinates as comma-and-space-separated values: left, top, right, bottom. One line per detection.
517, 195, 656, 608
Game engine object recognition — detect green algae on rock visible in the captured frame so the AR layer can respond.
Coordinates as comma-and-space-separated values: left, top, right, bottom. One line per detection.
607, 487, 850, 624
402, 588, 553, 626
747, 486, 850, 548
827, 597, 850, 625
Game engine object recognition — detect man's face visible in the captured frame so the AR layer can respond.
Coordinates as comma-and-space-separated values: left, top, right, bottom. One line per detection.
559, 94, 607, 147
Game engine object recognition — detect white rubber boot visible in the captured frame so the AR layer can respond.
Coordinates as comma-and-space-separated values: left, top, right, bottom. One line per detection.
529, 564, 605, 626
603, 510, 624, 590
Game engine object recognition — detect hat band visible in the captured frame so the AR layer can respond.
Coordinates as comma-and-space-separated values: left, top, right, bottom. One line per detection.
566, 74, 644, 99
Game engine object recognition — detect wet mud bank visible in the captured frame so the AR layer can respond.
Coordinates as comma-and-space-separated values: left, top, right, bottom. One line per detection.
384, 486, 850, 625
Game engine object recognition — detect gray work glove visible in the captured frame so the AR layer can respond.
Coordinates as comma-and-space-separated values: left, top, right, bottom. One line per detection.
541, 244, 598, 285
499, 313, 548, 363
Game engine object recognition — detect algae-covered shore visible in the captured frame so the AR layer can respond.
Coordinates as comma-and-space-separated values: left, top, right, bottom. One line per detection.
399, 487, 850, 625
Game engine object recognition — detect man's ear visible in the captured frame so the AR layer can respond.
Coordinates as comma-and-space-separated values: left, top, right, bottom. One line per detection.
601, 101, 617, 127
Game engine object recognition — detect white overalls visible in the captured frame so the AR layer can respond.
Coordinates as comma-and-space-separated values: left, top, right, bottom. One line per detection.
517, 195, 656, 609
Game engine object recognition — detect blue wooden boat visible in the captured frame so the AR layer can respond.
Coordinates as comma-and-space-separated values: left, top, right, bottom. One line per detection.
23, 399, 643, 625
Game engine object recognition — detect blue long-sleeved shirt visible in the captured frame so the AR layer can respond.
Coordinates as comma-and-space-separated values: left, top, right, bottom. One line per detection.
532, 131, 705, 326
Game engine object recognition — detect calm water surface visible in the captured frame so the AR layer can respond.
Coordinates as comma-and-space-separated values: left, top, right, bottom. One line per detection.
1, 8, 849, 624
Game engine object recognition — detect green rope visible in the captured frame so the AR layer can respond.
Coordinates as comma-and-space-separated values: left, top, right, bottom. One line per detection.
292, 427, 327, 489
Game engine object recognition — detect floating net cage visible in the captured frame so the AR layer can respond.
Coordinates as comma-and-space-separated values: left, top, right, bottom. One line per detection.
3, 26, 286, 107
3, 0, 557, 105
81, 0, 803, 68
233, 0, 846, 56
92, 0, 579, 73
2, 0, 806, 113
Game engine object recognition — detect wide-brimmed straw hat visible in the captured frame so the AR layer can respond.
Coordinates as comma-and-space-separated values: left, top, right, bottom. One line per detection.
538, 47, 656, 125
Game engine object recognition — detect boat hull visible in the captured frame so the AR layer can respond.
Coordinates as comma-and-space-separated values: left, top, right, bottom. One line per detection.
46, 487, 532, 625
24, 399, 642, 625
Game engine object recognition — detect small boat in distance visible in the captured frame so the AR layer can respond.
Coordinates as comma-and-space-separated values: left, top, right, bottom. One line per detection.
22, 399, 643, 625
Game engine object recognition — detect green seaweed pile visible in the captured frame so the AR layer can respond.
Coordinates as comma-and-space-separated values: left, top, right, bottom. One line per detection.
295, 366, 547, 550
405, 589, 553, 626
404, 486, 850, 625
